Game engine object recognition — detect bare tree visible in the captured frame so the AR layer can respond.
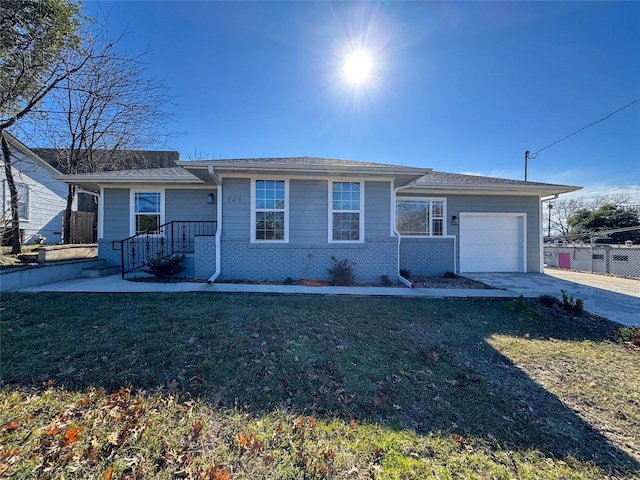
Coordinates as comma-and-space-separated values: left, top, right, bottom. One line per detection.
26, 23, 172, 243
544, 194, 631, 238
1, 0, 84, 252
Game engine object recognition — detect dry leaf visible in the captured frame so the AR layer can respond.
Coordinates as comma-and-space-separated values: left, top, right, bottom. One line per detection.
43, 425, 62, 436
62, 427, 83, 447
103, 466, 114, 480
453, 433, 466, 446
191, 420, 204, 440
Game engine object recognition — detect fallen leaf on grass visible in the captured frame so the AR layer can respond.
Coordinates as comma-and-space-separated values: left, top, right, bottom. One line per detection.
61, 427, 83, 447
167, 379, 179, 392
103, 466, 114, 480
191, 420, 204, 441
0, 449, 20, 459
43, 425, 62, 436
234, 433, 262, 453
453, 434, 466, 446
373, 447, 384, 462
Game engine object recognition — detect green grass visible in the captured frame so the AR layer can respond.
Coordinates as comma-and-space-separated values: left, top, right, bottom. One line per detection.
1, 293, 638, 479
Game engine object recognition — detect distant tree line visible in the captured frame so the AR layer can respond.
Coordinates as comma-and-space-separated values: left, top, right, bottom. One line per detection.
545, 194, 640, 244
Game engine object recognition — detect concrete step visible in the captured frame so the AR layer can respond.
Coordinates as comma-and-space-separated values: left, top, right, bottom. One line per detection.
82, 264, 120, 278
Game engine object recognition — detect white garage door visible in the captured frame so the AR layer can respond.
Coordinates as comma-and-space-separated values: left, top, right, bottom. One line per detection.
459, 213, 526, 273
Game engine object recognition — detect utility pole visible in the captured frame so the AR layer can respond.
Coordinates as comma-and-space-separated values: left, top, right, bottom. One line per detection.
547, 202, 553, 238
524, 151, 530, 182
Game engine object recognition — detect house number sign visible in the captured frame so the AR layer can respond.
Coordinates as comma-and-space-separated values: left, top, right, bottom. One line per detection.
227, 197, 242, 202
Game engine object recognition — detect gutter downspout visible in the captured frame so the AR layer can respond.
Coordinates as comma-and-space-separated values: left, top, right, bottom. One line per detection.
207, 165, 222, 283
394, 182, 415, 288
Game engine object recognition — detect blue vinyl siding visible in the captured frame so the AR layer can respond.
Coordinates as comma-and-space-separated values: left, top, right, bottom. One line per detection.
365, 181, 391, 239
102, 188, 129, 240
290, 179, 327, 243
221, 178, 250, 237
165, 189, 217, 223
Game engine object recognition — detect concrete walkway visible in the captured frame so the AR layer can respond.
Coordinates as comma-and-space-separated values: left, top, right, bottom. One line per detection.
15, 274, 519, 298
14, 268, 639, 327
465, 268, 640, 327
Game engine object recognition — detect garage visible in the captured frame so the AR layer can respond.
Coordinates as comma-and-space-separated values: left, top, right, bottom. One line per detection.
459, 213, 526, 273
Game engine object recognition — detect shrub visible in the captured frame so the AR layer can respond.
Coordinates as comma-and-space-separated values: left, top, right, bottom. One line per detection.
143, 254, 185, 278
380, 274, 393, 286
561, 290, 584, 316
616, 327, 640, 346
539, 294, 561, 308
328, 257, 356, 286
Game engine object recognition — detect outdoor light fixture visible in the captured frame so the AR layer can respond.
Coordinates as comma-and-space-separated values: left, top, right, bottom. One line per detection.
206, 193, 215, 204
451, 215, 458, 226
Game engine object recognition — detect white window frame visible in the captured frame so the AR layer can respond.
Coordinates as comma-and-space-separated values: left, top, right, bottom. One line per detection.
16, 183, 29, 221
250, 178, 289, 243
329, 179, 365, 243
130, 189, 165, 236
396, 197, 447, 237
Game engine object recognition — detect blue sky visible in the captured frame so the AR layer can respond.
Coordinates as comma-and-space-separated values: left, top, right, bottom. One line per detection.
86, 1, 640, 201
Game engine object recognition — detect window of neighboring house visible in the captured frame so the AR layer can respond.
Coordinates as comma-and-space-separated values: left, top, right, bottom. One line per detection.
253, 179, 287, 241
133, 191, 162, 234
17, 183, 29, 220
331, 181, 363, 241
396, 198, 445, 236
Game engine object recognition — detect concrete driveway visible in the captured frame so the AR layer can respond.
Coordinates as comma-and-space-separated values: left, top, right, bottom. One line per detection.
464, 268, 640, 327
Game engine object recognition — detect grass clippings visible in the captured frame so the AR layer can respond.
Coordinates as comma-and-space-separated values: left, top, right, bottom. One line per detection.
1, 293, 639, 479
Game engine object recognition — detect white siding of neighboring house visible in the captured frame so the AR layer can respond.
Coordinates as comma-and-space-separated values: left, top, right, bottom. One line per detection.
1, 143, 73, 244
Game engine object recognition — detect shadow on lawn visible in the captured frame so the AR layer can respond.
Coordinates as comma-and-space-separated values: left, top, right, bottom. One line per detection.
1, 293, 638, 474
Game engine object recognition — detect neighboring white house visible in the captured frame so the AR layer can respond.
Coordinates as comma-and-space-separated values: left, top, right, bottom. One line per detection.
1, 131, 71, 245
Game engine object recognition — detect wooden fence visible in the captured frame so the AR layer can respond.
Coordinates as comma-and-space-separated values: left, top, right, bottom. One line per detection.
68, 211, 96, 244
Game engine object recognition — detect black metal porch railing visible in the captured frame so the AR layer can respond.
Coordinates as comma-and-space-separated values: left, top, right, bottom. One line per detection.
112, 221, 216, 278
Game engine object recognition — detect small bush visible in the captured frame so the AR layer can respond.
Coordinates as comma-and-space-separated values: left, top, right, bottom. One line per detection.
539, 294, 561, 308
513, 294, 528, 313
399, 268, 411, 279
561, 289, 584, 316
380, 274, 394, 286
616, 327, 640, 346
328, 257, 356, 286
143, 254, 185, 278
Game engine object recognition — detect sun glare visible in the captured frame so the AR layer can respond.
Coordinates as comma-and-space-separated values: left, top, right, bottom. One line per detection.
344, 50, 372, 84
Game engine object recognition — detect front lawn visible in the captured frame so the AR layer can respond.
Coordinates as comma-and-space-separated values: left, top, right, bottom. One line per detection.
1, 293, 638, 479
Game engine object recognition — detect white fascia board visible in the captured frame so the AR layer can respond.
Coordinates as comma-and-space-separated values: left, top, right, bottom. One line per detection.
400, 184, 582, 196
57, 175, 203, 185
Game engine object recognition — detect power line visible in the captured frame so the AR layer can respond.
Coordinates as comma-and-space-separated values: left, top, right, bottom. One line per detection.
529, 97, 640, 159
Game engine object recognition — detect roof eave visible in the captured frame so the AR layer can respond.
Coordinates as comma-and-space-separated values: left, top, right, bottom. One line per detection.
57, 175, 205, 186
401, 184, 582, 196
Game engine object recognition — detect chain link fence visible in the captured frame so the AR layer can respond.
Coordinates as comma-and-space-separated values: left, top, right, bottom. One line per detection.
544, 241, 640, 278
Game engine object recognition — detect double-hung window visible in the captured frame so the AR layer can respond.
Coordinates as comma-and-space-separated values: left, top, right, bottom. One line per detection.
253, 179, 287, 241
134, 191, 162, 234
331, 181, 363, 241
17, 183, 29, 220
396, 198, 445, 236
